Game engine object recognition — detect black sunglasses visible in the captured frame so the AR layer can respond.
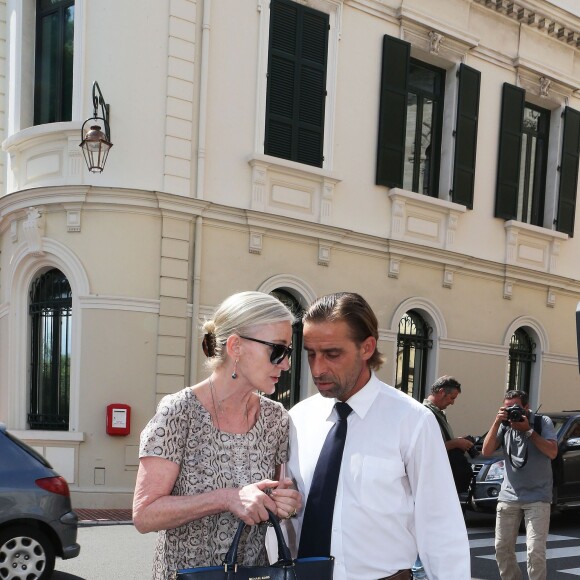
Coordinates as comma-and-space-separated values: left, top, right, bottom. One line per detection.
239, 336, 293, 364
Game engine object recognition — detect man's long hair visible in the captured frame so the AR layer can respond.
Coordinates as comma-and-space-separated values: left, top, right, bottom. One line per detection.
303, 292, 385, 371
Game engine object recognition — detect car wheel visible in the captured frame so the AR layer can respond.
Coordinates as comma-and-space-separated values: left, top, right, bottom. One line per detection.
0, 525, 56, 580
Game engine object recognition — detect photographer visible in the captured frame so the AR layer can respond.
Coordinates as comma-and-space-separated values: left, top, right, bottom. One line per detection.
482, 390, 558, 580
424, 376, 476, 458
413, 376, 475, 579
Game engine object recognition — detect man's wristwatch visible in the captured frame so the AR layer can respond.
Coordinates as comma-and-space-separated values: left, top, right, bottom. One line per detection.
524, 428, 534, 439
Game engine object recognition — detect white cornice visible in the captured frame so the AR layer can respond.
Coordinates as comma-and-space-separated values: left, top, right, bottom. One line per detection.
472, 0, 580, 48
543, 352, 579, 365
440, 337, 509, 357
78, 295, 160, 314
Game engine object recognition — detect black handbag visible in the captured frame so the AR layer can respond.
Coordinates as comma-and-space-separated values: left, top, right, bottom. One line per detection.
176, 510, 334, 580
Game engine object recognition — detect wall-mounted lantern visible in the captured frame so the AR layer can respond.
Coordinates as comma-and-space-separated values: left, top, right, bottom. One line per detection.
80, 81, 112, 173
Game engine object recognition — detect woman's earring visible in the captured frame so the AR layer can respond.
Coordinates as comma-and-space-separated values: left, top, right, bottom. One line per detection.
232, 359, 238, 379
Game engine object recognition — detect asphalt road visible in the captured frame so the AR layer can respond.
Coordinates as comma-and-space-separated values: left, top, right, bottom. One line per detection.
53, 523, 157, 579
53, 511, 580, 579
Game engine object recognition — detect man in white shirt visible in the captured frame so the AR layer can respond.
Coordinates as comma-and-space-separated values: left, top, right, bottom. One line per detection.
286, 292, 471, 580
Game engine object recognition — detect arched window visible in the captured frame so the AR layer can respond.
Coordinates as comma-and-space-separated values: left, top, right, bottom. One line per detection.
28, 269, 72, 430
396, 310, 432, 401
507, 328, 536, 394
269, 289, 303, 410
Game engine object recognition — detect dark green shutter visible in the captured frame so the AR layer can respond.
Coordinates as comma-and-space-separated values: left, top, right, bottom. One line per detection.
376, 35, 410, 187
264, 0, 328, 168
494, 83, 525, 220
451, 64, 481, 209
556, 107, 580, 236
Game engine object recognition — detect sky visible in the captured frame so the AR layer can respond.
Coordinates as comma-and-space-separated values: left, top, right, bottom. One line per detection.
548, 0, 580, 17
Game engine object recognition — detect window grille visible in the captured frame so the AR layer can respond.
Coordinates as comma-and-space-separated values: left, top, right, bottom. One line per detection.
507, 328, 536, 394
268, 289, 303, 410
28, 269, 72, 430
396, 311, 432, 401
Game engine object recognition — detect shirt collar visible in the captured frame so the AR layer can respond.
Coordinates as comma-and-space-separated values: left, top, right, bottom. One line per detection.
330, 371, 380, 420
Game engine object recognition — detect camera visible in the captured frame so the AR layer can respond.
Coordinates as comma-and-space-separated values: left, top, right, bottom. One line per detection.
502, 404, 526, 426
464, 435, 480, 458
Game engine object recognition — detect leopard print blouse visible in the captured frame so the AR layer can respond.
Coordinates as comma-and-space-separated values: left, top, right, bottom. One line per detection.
139, 388, 289, 580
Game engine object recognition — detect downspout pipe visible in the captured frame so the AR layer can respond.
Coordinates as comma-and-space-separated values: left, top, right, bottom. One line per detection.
196, 0, 211, 200
190, 216, 203, 385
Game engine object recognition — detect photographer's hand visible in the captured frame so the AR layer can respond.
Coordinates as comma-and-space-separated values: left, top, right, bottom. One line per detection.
446, 437, 474, 452
482, 407, 506, 456
509, 415, 530, 432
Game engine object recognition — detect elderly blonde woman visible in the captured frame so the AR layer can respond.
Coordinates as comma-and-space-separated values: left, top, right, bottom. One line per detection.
133, 291, 301, 580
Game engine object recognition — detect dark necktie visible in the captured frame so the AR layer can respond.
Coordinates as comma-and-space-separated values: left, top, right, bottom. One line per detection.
298, 401, 352, 558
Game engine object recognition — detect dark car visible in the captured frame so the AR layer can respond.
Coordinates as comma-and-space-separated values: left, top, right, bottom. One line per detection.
462, 411, 580, 513
0, 423, 80, 580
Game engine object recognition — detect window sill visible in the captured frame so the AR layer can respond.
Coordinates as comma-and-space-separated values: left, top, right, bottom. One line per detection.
9, 430, 85, 442
504, 220, 568, 273
248, 154, 342, 224
388, 187, 466, 250
2, 122, 84, 193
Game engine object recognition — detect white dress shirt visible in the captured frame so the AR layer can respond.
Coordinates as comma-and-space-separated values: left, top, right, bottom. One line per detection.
285, 373, 471, 580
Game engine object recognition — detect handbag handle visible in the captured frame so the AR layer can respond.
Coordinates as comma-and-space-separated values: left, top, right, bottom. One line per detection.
223, 509, 292, 568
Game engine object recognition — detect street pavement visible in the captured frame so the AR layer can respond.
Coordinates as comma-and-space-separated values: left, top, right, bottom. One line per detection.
53, 522, 157, 579
53, 509, 580, 579
466, 510, 580, 579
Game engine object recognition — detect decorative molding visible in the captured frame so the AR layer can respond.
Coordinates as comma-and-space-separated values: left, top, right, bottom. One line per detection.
516, 64, 576, 106
388, 256, 401, 279
539, 76, 551, 97
249, 230, 264, 254
547, 287, 556, 308
388, 188, 466, 251
198, 305, 215, 319
248, 155, 342, 225
78, 295, 160, 314
0, 303, 9, 319
9, 430, 85, 442
318, 241, 331, 266
503, 315, 549, 353
504, 220, 568, 273
439, 337, 509, 357
10, 221, 17, 243
390, 296, 448, 339
257, 274, 317, 307
22, 207, 45, 256
64, 204, 82, 233
2, 123, 83, 194
443, 267, 454, 289
473, 0, 580, 49
378, 328, 398, 343
250, 163, 268, 212
543, 352, 578, 365
428, 30, 445, 54
399, 5, 479, 63
504, 278, 514, 299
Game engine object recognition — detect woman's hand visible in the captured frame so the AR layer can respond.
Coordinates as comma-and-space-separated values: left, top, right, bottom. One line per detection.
270, 478, 302, 520
226, 480, 279, 525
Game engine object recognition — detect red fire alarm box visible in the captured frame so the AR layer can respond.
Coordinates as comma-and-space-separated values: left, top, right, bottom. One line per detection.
106, 404, 131, 436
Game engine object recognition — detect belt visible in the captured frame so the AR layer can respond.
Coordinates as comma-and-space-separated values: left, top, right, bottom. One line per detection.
378, 570, 412, 580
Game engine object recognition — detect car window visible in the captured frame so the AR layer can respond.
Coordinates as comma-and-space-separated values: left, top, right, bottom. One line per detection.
565, 421, 580, 441
550, 417, 569, 437
4, 430, 53, 468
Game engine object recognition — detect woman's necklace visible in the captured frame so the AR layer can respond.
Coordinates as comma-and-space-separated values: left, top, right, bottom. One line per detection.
209, 376, 253, 485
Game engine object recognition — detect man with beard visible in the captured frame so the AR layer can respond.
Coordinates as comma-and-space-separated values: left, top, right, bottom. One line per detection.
285, 292, 470, 580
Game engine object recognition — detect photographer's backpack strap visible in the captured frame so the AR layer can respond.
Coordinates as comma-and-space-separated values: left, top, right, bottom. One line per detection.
533, 414, 564, 485
533, 414, 543, 435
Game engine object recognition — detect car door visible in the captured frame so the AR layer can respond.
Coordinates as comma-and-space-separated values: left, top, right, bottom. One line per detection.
557, 418, 580, 503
